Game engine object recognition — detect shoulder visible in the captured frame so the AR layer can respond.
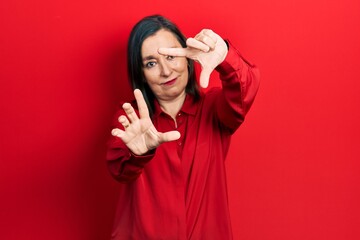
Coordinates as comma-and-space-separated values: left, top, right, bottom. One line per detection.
196, 87, 222, 109
202, 87, 222, 99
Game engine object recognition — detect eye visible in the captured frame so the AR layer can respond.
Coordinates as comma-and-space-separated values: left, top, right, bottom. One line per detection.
145, 61, 156, 68
166, 55, 175, 60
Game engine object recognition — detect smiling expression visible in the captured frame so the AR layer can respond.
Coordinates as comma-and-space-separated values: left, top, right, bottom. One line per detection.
141, 29, 189, 102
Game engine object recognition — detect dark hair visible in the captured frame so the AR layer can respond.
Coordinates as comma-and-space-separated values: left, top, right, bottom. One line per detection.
127, 15, 200, 117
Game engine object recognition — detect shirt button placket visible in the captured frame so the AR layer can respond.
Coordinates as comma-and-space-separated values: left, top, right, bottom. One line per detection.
177, 113, 181, 146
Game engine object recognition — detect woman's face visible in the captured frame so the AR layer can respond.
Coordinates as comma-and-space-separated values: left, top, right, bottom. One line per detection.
141, 29, 188, 102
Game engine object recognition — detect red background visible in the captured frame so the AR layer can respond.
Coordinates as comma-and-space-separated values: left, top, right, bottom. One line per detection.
1, 0, 360, 239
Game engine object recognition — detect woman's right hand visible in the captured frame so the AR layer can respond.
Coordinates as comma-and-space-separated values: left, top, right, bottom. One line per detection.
111, 89, 180, 155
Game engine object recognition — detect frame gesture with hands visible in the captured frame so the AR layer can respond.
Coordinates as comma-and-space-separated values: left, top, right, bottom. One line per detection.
158, 29, 228, 88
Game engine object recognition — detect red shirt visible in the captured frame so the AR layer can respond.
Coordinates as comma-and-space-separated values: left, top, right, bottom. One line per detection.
106, 42, 260, 240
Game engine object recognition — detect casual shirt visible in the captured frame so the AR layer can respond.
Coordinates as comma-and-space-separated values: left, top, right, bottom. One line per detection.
106, 41, 260, 240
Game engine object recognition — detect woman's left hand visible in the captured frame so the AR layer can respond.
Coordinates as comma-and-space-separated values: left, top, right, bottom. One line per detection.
158, 29, 228, 88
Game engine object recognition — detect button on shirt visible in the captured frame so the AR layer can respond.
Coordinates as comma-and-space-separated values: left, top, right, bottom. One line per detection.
107, 41, 260, 240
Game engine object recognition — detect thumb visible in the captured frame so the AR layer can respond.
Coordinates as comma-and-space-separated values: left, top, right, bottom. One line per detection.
199, 67, 213, 88
159, 131, 181, 143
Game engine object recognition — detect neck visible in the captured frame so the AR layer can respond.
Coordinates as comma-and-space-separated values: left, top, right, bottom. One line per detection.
158, 92, 186, 119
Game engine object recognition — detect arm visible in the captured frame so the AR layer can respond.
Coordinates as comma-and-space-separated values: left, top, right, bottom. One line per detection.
107, 89, 180, 182
158, 30, 259, 132
214, 40, 260, 132
106, 133, 155, 182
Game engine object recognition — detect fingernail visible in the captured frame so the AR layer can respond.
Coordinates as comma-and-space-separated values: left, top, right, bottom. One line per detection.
111, 129, 119, 136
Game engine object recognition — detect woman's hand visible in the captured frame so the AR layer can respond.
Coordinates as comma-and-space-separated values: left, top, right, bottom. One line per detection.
111, 89, 180, 155
158, 29, 228, 88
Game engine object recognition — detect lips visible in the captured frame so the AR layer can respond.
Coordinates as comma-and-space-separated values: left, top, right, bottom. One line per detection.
162, 78, 177, 86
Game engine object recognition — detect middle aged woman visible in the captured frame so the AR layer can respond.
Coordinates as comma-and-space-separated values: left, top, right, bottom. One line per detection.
107, 15, 260, 240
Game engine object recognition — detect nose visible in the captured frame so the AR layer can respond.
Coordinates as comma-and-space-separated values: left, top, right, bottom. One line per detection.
159, 59, 172, 77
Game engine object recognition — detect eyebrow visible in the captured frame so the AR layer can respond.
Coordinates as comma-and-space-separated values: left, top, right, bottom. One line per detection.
142, 55, 155, 62
142, 45, 180, 61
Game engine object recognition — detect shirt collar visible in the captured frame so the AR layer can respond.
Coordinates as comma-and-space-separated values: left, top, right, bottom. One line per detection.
153, 94, 199, 118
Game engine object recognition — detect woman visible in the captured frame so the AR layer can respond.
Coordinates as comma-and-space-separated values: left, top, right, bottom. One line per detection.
107, 15, 260, 240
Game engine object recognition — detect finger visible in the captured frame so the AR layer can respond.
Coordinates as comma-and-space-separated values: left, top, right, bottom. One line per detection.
122, 102, 139, 123
158, 47, 187, 57
194, 32, 216, 50
199, 67, 213, 88
159, 130, 181, 143
118, 115, 130, 129
112, 128, 133, 144
200, 29, 219, 43
186, 38, 210, 52
133, 89, 149, 119
111, 128, 125, 138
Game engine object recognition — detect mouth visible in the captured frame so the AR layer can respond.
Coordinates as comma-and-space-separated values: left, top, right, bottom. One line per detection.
162, 78, 177, 86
